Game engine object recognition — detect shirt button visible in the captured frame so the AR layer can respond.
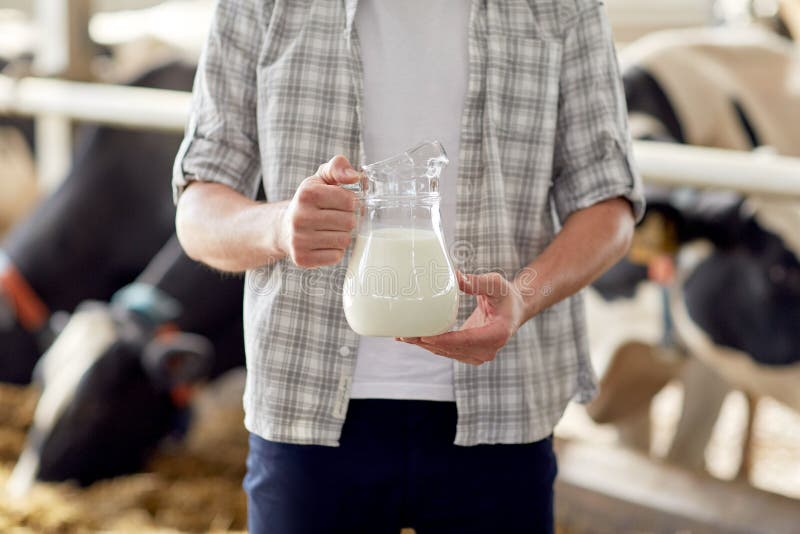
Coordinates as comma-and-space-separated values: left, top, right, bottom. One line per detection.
339, 346, 351, 357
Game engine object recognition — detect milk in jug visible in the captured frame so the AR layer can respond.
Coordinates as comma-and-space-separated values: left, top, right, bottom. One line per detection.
342, 141, 459, 337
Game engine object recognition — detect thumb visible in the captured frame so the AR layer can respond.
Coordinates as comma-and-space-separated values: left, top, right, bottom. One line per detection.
315, 155, 362, 185
458, 271, 506, 297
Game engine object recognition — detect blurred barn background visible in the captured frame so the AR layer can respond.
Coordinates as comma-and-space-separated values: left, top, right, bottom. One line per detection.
0, 0, 799, 532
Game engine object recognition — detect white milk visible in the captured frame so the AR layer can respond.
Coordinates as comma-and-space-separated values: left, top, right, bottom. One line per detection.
343, 228, 459, 337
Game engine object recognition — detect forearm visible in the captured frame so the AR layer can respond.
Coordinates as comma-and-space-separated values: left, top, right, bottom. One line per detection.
514, 197, 634, 321
176, 181, 288, 272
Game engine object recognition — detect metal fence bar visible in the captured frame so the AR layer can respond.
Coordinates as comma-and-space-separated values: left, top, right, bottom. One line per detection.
0, 75, 191, 132
2, 75, 800, 198
34, 0, 94, 81
634, 142, 800, 199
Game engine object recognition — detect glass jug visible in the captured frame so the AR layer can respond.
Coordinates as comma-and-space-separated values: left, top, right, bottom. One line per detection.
343, 141, 459, 337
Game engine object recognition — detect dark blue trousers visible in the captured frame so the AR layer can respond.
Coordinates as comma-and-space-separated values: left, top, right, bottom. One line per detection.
244, 399, 557, 533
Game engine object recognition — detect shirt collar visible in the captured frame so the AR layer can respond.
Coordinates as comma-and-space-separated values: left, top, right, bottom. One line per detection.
344, 0, 485, 34
343, 0, 359, 34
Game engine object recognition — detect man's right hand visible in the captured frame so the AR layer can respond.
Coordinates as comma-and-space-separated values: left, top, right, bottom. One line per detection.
279, 155, 361, 268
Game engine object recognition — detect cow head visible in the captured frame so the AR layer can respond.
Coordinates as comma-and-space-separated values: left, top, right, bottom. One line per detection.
680, 200, 800, 367
592, 190, 748, 301
7, 292, 213, 492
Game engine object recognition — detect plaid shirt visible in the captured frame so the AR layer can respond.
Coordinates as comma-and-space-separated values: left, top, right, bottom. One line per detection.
174, 0, 644, 446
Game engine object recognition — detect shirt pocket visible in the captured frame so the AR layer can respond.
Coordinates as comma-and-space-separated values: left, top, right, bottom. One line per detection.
485, 35, 563, 144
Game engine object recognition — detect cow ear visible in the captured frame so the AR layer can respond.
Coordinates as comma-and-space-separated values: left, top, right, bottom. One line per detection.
142, 332, 214, 391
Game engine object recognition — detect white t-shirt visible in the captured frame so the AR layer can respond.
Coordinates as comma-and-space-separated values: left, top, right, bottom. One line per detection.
350, 0, 470, 401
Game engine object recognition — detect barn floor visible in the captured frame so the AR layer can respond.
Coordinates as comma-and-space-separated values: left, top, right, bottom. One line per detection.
0, 377, 572, 534
0, 360, 797, 533
0, 381, 249, 533
0, 378, 586, 534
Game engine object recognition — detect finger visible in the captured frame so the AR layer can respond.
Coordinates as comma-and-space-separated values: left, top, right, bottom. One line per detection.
294, 249, 345, 268
306, 209, 358, 232
406, 340, 484, 366
314, 186, 359, 212
399, 336, 482, 363
418, 322, 507, 354
301, 231, 351, 251
458, 271, 506, 297
315, 155, 362, 186
310, 249, 346, 266
298, 183, 358, 211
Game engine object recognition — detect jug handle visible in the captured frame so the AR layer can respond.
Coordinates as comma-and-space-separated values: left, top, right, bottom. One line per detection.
340, 172, 368, 198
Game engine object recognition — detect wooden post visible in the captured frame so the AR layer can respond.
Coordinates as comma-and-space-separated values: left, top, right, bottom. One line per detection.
32, 0, 94, 191
33, 0, 94, 81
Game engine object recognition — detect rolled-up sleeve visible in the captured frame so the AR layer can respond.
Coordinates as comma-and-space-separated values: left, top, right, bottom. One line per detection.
551, 2, 645, 223
172, 0, 269, 203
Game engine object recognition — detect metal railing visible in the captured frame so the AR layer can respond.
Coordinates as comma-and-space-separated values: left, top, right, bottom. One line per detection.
634, 142, 800, 199
1, 74, 799, 199
0, 75, 191, 131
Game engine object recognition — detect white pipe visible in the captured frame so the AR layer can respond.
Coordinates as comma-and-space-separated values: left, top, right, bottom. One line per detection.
1, 75, 799, 199
34, 0, 94, 80
35, 114, 72, 192
33, 0, 70, 77
605, 0, 714, 26
0, 74, 191, 132
633, 142, 800, 199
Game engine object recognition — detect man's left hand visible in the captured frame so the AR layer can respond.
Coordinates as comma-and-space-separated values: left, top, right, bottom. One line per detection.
397, 271, 528, 366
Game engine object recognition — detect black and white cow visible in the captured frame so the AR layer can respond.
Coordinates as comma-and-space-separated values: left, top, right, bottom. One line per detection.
8, 236, 245, 490
590, 197, 800, 471
587, 26, 800, 474
667, 196, 800, 394
0, 60, 196, 384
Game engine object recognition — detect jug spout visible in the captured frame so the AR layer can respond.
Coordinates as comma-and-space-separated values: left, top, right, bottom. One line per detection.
407, 140, 449, 176
361, 140, 449, 196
